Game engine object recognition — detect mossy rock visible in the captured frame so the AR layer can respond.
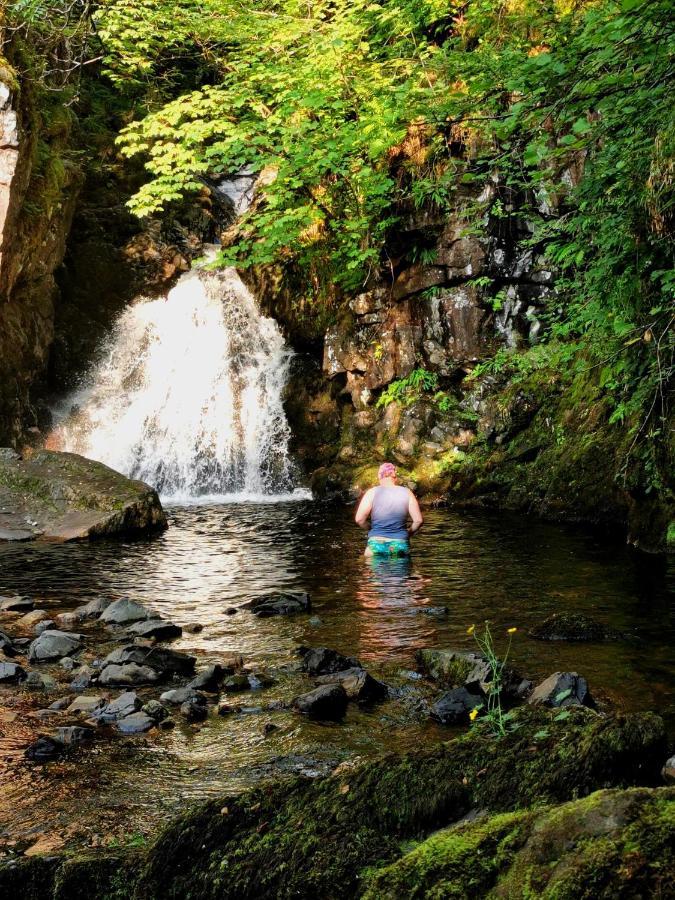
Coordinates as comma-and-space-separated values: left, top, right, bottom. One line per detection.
362, 787, 675, 899
135, 708, 665, 899
529, 613, 623, 643
0, 852, 135, 900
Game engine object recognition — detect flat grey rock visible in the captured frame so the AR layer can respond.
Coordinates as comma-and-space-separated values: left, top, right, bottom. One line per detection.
66, 695, 106, 715
28, 630, 82, 662
160, 686, 200, 705
98, 663, 159, 686
0, 596, 34, 612
116, 711, 155, 734
96, 691, 142, 722
0, 661, 25, 683
100, 598, 152, 625
127, 619, 182, 640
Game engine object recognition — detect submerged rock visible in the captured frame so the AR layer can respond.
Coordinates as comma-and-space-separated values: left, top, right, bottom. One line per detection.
24, 735, 64, 762
298, 646, 361, 676
416, 648, 489, 685
188, 664, 229, 692
127, 618, 182, 640
28, 630, 81, 662
530, 612, 623, 642
100, 599, 151, 625
429, 686, 484, 725
180, 698, 208, 722
243, 591, 311, 617
293, 684, 348, 720
0, 450, 167, 542
221, 674, 251, 693
528, 672, 593, 708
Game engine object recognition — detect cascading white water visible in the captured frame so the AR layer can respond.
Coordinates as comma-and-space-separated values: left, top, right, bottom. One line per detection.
50, 264, 307, 503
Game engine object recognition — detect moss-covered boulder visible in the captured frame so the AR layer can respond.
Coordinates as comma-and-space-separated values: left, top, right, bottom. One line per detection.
362, 786, 675, 899
529, 612, 623, 643
135, 708, 665, 899
0, 852, 135, 900
0, 449, 166, 541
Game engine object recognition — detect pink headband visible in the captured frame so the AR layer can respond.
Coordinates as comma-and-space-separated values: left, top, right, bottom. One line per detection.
378, 462, 397, 479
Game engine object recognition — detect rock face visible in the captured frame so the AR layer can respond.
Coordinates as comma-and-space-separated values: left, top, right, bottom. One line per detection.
0, 450, 166, 541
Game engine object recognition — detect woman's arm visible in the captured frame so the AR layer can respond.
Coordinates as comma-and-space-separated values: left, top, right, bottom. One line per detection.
407, 490, 424, 535
355, 488, 375, 529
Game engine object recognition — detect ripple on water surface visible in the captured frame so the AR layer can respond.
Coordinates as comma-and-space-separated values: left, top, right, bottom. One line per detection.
0, 503, 672, 850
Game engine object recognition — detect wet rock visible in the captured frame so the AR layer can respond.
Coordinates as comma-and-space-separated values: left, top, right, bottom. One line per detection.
17, 609, 50, 628
528, 672, 593, 708
103, 644, 195, 677
529, 613, 623, 643
180, 698, 208, 722
60, 656, 76, 671
127, 619, 182, 640
73, 597, 109, 620
184, 622, 204, 633
416, 648, 489, 685
95, 691, 141, 722
98, 663, 159, 686
316, 667, 388, 704
298, 646, 361, 676
142, 700, 169, 722
0, 661, 25, 683
25, 735, 64, 762
70, 665, 95, 692
100, 598, 151, 625
429, 686, 484, 725
160, 686, 201, 706
28, 630, 82, 662
225, 608, 238, 616
49, 696, 73, 710
0, 596, 34, 612
54, 725, 94, 745
54, 612, 81, 630
117, 711, 155, 734
217, 703, 235, 716
188, 664, 228, 692
662, 755, 675, 783
25, 671, 58, 692
248, 672, 276, 690
222, 674, 251, 693
0, 629, 18, 656
34, 620, 56, 636
243, 591, 311, 618
66, 695, 105, 716
293, 684, 348, 721
261, 721, 280, 736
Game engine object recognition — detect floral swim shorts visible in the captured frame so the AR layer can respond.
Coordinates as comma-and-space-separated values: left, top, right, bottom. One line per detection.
367, 538, 410, 557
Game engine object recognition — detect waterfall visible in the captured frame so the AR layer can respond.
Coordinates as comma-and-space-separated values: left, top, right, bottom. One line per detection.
50, 264, 307, 503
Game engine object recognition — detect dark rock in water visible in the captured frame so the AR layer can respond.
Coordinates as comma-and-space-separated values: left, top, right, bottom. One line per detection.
100, 598, 151, 625
160, 686, 202, 706
184, 622, 204, 633
528, 672, 594, 708
0, 596, 34, 612
28, 630, 82, 662
25, 735, 64, 762
529, 613, 623, 642
73, 597, 110, 620
243, 591, 311, 618
316, 667, 388, 704
98, 663, 159, 686
142, 700, 169, 722
181, 697, 208, 722
225, 608, 238, 616
430, 686, 484, 725
0, 661, 25, 683
117, 711, 155, 734
103, 644, 195, 677
261, 721, 280, 736
0, 629, 18, 657
222, 674, 251, 693
416, 649, 490, 685
217, 703, 235, 716
188, 664, 228, 692
293, 684, 348, 720
53, 725, 94, 746
96, 691, 142, 722
298, 646, 361, 676
127, 618, 182, 640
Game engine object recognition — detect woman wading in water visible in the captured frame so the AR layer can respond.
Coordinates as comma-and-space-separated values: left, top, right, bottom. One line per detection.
355, 462, 423, 557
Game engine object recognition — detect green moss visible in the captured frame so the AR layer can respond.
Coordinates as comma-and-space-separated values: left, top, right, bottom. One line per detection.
136, 708, 665, 899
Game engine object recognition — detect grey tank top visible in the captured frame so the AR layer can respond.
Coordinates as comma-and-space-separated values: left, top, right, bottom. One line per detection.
369, 485, 410, 540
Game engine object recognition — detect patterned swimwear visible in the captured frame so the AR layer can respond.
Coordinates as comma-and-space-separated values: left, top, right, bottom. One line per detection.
367, 538, 410, 557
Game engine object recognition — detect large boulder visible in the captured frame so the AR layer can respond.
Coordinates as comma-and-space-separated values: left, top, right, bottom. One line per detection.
102, 645, 195, 678
28, 630, 82, 662
100, 599, 151, 625
0, 450, 167, 541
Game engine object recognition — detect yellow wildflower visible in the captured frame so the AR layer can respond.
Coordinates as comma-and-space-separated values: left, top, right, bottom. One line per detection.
469, 708, 479, 721
467, 625, 475, 635
507, 627, 517, 634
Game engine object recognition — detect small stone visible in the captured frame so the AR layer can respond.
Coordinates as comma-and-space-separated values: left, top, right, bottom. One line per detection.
188, 664, 228, 692
308, 616, 322, 627
100, 599, 151, 625
159, 718, 175, 730
54, 612, 80, 630
70, 666, 95, 692
225, 608, 238, 616
142, 700, 169, 722
54, 725, 94, 745
0, 596, 34, 613
0, 630, 18, 656
221, 674, 251, 693
117, 711, 155, 734
25, 671, 58, 692
25, 735, 64, 762
28, 630, 82, 662
160, 686, 201, 706
96, 691, 141, 722
243, 591, 311, 618
528, 672, 594, 708
33, 620, 56, 636
217, 703, 234, 716
180, 698, 208, 722
126, 619, 182, 640
60, 657, 76, 672
298, 647, 360, 676
429, 687, 484, 725
261, 721, 280, 736
98, 663, 159, 686
66, 696, 105, 716
184, 623, 204, 633
0, 661, 25, 683
293, 684, 348, 721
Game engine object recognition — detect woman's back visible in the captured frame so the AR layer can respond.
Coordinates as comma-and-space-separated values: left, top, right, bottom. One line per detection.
369, 485, 410, 540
